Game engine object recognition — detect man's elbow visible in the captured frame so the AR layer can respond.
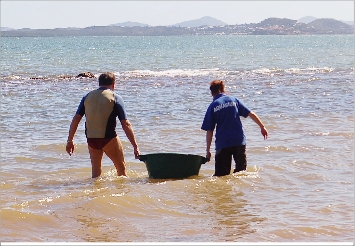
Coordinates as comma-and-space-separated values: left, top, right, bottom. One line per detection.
120, 120, 132, 129
248, 111, 254, 116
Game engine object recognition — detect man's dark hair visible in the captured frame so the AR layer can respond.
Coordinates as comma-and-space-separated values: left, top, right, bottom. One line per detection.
98, 72, 116, 86
210, 80, 225, 95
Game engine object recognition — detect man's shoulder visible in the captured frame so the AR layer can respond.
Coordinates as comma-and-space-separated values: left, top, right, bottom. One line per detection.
225, 94, 238, 99
112, 92, 123, 99
112, 93, 125, 106
215, 94, 237, 102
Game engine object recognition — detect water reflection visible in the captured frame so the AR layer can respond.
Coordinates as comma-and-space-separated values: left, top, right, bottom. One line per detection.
196, 175, 266, 241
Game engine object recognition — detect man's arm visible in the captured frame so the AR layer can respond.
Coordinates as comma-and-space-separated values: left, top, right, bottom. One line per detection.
120, 119, 140, 158
205, 130, 213, 160
248, 111, 268, 139
66, 114, 83, 156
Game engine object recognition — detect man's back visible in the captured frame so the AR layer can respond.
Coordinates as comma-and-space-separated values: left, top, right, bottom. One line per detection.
202, 93, 250, 149
84, 88, 116, 138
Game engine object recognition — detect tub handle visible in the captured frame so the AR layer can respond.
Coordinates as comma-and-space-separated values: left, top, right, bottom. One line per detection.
138, 155, 147, 162
201, 157, 210, 164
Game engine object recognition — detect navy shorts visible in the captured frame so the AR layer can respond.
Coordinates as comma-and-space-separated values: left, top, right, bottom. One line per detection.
214, 145, 247, 176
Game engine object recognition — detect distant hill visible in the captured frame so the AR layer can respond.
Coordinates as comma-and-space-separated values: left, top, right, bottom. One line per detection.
298, 16, 354, 26
252, 17, 353, 35
308, 18, 353, 33
1, 27, 14, 31
1, 17, 353, 36
298, 16, 317, 24
108, 16, 226, 28
171, 16, 227, 27
109, 21, 150, 27
341, 20, 354, 26
258, 18, 297, 27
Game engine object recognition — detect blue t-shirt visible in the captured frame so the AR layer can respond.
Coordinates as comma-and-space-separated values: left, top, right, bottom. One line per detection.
76, 87, 127, 139
201, 93, 250, 150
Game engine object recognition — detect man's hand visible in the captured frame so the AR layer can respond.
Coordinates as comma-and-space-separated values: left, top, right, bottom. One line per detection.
261, 127, 268, 140
134, 147, 140, 159
206, 151, 211, 160
66, 141, 74, 156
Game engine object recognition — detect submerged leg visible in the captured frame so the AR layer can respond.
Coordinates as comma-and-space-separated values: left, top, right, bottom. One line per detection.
233, 145, 247, 173
103, 137, 127, 177
88, 145, 104, 178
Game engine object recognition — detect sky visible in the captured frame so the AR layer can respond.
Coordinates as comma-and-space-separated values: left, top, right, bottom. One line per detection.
1, 1, 354, 29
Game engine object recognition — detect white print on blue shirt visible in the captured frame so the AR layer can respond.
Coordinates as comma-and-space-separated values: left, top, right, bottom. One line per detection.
213, 101, 236, 112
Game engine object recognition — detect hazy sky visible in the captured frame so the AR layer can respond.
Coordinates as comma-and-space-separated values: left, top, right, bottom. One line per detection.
1, 1, 354, 29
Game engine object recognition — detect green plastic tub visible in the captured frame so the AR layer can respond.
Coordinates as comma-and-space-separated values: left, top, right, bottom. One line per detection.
138, 153, 210, 179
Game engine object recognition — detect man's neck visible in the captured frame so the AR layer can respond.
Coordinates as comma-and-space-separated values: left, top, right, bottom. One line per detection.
212, 91, 224, 97
99, 85, 114, 90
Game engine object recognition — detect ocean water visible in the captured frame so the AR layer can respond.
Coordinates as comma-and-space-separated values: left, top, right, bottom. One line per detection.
0, 35, 354, 243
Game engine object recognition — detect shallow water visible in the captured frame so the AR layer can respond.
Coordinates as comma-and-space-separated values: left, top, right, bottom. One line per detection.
1, 35, 353, 243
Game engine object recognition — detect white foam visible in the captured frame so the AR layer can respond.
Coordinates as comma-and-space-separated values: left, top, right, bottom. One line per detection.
120, 68, 228, 78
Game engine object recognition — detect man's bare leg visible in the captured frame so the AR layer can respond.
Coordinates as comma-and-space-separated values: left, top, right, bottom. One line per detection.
103, 137, 127, 177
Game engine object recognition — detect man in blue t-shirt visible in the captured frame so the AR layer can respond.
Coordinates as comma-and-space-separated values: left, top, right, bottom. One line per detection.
66, 72, 140, 178
201, 80, 268, 176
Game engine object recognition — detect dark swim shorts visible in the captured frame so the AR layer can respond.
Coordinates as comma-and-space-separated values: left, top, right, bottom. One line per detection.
87, 138, 113, 149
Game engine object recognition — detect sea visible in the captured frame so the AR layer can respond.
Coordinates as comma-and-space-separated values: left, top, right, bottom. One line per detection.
1, 34, 354, 244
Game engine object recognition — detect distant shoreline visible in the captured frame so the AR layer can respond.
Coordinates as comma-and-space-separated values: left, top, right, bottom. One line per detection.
1, 17, 353, 37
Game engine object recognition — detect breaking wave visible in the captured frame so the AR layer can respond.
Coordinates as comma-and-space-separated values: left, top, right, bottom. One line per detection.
1, 66, 352, 82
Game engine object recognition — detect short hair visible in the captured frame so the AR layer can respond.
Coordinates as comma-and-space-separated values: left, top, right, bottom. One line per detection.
98, 72, 116, 86
209, 80, 225, 95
